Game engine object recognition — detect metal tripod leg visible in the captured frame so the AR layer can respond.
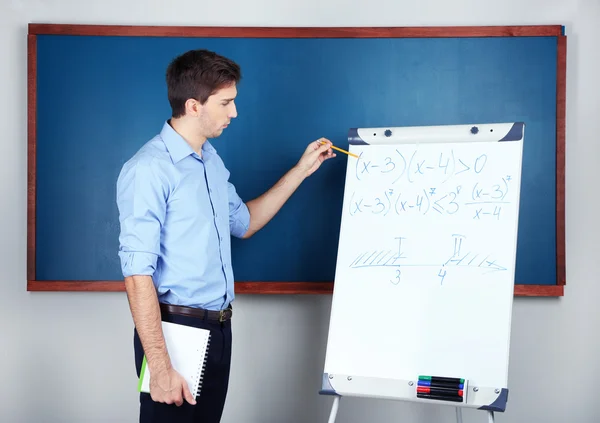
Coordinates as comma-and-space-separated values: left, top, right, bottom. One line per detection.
328, 396, 340, 423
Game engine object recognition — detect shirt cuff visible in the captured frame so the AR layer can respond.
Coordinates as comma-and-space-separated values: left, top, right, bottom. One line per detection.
230, 203, 251, 238
118, 251, 158, 277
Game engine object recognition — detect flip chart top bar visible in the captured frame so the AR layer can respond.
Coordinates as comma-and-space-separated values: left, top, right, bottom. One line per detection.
348, 122, 525, 146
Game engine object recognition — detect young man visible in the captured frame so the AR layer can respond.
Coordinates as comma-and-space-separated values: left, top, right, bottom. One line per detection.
116, 49, 335, 423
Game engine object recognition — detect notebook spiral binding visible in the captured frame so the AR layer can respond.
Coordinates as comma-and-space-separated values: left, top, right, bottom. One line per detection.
194, 333, 211, 397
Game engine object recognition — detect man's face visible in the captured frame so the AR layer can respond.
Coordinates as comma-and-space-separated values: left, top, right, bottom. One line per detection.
197, 84, 238, 139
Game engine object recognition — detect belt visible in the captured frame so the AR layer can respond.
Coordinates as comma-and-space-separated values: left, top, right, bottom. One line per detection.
159, 303, 232, 322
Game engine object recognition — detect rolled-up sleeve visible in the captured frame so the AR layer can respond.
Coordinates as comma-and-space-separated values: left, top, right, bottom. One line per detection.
227, 181, 250, 238
116, 158, 167, 277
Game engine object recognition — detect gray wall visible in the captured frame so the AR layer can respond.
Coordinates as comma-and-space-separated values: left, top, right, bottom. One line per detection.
2, 0, 598, 421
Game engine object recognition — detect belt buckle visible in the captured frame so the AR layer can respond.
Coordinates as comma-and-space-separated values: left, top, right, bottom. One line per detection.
219, 309, 226, 322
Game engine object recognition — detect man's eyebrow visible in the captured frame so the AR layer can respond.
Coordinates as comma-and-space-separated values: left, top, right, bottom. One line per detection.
220, 97, 236, 102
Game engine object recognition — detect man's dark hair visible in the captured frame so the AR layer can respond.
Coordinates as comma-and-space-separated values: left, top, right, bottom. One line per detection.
166, 49, 241, 118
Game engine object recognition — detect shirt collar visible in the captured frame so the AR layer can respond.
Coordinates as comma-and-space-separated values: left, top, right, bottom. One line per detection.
160, 120, 217, 163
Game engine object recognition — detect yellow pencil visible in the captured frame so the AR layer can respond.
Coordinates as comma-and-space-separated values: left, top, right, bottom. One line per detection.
320, 141, 359, 159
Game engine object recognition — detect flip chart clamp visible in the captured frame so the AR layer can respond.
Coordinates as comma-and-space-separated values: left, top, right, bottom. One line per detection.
322, 373, 504, 423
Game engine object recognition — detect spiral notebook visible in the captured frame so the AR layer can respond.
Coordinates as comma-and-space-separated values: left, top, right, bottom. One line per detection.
138, 321, 211, 397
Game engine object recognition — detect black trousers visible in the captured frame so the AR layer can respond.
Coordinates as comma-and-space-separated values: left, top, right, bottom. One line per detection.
134, 311, 232, 423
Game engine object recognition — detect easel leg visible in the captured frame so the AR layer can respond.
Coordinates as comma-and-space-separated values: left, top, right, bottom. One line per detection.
487, 411, 495, 423
328, 396, 340, 423
455, 407, 463, 423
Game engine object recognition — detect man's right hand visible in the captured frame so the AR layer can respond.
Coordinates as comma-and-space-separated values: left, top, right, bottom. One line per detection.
150, 367, 197, 406
124, 275, 196, 406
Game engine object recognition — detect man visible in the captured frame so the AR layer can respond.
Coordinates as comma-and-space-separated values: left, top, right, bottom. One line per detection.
116, 49, 335, 423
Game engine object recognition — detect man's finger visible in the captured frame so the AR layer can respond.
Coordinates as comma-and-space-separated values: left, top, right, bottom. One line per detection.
315, 140, 332, 153
174, 392, 184, 407
183, 383, 197, 405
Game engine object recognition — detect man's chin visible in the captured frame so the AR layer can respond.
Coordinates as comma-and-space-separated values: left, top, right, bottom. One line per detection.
210, 129, 224, 138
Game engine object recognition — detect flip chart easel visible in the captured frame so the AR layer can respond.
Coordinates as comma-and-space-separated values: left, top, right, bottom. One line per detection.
320, 122, 525, 423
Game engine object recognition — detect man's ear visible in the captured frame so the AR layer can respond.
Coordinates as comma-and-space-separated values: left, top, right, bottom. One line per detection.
184, 98, 202, 117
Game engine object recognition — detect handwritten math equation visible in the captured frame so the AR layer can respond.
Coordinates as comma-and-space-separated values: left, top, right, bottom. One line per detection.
348, 234, 507, 286
354, 148, 491, 184
346, 146, 516, 220
348, 180, 511, 220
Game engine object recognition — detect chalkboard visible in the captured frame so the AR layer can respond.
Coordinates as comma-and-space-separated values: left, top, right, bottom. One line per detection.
321, 122, 524, 413
26, 24, 566, 296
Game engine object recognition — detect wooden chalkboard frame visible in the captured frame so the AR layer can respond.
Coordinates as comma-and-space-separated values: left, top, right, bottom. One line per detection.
26, 23, 566, 296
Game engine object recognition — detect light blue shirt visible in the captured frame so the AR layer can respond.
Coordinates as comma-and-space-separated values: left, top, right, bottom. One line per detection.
116, 121, 250, 310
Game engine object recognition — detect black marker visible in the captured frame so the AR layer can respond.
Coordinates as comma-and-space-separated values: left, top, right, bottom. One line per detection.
417, 393, 464, 402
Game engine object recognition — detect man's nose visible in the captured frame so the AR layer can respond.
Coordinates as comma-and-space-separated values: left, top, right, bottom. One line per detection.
229, 103, 238, 118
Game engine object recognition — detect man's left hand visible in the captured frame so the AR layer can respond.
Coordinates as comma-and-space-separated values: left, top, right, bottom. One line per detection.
296, 138, 336, 177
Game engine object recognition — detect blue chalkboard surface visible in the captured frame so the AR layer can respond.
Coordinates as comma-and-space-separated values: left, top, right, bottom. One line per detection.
28, 25, 566, 295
